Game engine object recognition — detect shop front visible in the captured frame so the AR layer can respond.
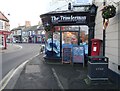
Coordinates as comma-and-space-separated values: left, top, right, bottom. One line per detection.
36, 34, 45, 43
40, 4, 98, 63
0, 31, 11, 49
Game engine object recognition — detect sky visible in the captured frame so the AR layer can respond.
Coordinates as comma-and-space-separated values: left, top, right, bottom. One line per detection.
0, 0, 92, 30
0, 0, 51, 29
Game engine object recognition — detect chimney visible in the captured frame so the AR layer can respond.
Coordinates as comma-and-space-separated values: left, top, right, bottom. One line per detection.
25, 21, 31, 27
18, 23, 21, 26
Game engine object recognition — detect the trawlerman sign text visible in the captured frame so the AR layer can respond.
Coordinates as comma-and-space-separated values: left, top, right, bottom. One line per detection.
51, 15, 86, 22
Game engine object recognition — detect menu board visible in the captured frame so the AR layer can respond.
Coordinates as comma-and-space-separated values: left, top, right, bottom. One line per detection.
72, 45, 84, 66
62, 48, 72, 63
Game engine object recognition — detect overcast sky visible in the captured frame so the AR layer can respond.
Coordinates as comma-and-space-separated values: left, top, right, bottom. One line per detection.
0, 0, 51, 29
0, 0, 92, 29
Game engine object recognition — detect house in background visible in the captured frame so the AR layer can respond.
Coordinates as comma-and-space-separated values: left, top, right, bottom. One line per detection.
11, 26, 24, 43
22, 27, 29, 43
23, 25, 45, 43
36, 25, 45, 43
11, 21, 31, 43
11, 21, 45, 43
0, 11, 11, 49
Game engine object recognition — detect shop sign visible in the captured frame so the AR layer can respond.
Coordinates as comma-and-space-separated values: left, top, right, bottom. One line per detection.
51, 15, 87, 25
1, 31, 11, 35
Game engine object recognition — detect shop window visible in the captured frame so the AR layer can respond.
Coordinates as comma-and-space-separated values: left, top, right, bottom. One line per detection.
17, 30, 22, 35
45, 31, 52, 56
45, 31, 60, 57
0, 35, 2, 45
62, 32, 78, 45
80, 30, 88, 55
53, 32, 60, 57
38, 31, 41, 35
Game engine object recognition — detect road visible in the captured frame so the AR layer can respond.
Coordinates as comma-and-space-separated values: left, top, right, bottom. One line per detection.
2, 43, 40, 78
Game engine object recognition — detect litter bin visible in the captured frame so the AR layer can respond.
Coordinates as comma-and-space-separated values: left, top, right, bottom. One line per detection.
87, 56, 108, 80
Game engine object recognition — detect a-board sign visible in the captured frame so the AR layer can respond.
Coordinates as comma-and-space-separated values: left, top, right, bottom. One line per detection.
72, 45, 84, 66
62, 48, 72, 63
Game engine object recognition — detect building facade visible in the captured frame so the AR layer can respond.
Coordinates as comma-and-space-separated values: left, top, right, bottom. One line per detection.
93, 0, 120, 84
25, 25, 45, 43
0, 11, 11, 49
11, 22, 45, 43
11, 26, 24, 43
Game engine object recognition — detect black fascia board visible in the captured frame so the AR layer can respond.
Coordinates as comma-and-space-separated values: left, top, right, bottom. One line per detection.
40, 11, 89, 27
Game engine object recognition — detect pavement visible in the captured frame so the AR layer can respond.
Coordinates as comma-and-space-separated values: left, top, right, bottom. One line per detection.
0, 43, 22, 53
3, 53, 119, 90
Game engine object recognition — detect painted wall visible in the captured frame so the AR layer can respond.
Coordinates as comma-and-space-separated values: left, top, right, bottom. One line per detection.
93, 0, 120, 74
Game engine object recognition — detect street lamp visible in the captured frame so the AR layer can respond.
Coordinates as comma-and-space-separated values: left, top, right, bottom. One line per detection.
68, 3, 71, 10
89, 4, 98, 24
88, 4, 98, 56
89, 4, 98, 14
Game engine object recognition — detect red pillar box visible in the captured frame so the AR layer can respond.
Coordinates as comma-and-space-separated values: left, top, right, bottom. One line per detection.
91, 39, 102, 56
91, 39, 102, 61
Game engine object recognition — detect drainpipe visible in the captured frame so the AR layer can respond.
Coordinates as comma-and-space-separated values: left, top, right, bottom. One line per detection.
4, 35, 7, 49
103, 0, 106, 56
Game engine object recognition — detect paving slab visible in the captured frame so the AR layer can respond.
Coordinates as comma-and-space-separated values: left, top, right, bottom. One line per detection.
7, 54, 119, 90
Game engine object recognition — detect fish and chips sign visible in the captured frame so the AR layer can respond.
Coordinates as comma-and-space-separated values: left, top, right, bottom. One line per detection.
51, 15, 87, 25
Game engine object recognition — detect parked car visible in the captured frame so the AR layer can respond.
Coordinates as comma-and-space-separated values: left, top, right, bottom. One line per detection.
16, 40, 22, 43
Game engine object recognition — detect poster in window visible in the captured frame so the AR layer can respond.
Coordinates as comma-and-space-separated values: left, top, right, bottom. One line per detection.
72, 45, 84, 66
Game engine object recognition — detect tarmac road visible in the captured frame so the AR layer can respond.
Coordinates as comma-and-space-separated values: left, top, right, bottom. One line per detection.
1, 43, 40, 78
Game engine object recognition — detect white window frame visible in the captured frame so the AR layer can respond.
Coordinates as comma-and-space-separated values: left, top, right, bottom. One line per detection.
17, 30, 22, 35
38, 31, 41, 35
0, 20, 5, 30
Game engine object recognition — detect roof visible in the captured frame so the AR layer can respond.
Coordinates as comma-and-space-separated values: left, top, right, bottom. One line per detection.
0, 11, 9, 22
23, 25, 38, 31
37, 25, 44, 30
29, 25, 38, 31
11, 26, 25, 31
73, 4, 91, 7
40, 10, 89, 17
40, 4, 92, 18
11, 25, 44, 32
23, 25, 44, 31
40, 4, 98, 26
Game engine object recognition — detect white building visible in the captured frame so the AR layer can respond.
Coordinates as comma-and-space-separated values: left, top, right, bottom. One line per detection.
93, 0, 120, 84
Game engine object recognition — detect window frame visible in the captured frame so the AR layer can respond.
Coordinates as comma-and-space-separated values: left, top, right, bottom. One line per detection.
0, 20, 5, 30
